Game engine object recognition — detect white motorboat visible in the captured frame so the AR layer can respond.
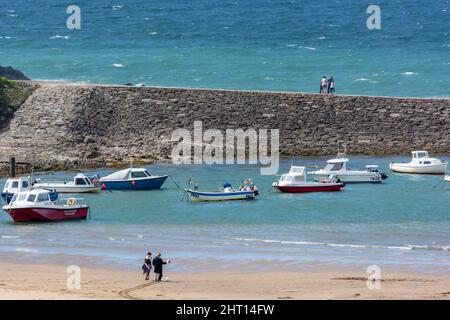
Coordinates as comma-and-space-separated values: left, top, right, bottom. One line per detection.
389, 151, 448, 174
309, 154, 388, 183
1, 176, 32, 204
273, 166, 344, 193
3, 189, 89, 222
32, 173, 101, 193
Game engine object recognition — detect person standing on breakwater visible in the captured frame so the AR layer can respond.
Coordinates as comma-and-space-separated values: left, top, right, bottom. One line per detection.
153, 252, 170, 281
328, 76, 335, 94
319, 76, 328, 95
142, 252, 153, 280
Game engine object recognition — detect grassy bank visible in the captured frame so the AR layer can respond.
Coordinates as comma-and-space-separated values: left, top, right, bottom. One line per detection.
0, 77, 30, 130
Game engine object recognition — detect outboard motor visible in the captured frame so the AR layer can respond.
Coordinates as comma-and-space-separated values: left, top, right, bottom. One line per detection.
380, 172, 388, 180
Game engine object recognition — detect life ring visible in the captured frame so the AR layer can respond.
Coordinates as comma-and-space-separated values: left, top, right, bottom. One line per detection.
67, 198, 77, 206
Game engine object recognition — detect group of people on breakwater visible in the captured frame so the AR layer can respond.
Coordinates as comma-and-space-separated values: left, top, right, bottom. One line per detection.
142, 251, 171, 281
319, 75, 335, 95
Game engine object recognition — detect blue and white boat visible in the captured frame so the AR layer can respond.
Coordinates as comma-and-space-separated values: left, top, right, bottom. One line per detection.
2, 176, 58, 204
186, 181, 258, 202
1, 176, 31, 204
99, 168, 168, 190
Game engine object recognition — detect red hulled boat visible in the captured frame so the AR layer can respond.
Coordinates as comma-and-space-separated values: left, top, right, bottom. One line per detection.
273, 166, 344, 193
2, 189, 89, 222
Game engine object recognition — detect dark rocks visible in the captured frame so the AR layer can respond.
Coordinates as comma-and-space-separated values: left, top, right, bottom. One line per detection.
0, 66, 30, 80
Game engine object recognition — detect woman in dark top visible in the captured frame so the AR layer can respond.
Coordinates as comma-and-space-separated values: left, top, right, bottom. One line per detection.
142, 252, 152, 280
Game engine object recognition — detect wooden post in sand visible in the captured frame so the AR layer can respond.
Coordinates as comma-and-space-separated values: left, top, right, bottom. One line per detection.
9, 157, 16, 178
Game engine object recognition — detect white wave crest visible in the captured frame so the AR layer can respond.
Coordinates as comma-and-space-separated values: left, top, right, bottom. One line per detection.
49, 35, 70, 40
402, 71, 418, 76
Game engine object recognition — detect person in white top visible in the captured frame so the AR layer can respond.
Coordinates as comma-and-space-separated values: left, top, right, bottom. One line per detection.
320, 76, 328, 95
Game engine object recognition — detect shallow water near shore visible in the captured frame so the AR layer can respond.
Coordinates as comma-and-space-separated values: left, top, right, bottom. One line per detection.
1, 156, 450, 274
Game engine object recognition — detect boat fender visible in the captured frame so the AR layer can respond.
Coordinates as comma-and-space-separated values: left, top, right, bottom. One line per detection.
67, 198, 77, 206
132, 180, 136, 187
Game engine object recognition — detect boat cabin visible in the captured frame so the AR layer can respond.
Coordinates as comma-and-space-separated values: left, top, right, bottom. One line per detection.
279, 166, 307, 184
410, 151, 442, 165
324, 158, 349, 171
412, 151, 430, 160
101, 168, 153, 181
10, 190, 53, 206
73, 174, 95, 186
2, 177, 30, 195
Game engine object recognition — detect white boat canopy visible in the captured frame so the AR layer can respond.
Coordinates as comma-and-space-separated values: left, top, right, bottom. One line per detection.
412, 151, 431, 159
327, 158, 349, 164
102, 168, 150, 180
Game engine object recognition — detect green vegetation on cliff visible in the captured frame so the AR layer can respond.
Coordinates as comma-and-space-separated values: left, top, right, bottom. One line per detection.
0, 77, 30, 130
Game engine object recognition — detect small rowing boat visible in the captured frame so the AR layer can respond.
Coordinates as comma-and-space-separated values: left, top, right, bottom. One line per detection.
273, 166, 344, 193
185, 179, 258, 202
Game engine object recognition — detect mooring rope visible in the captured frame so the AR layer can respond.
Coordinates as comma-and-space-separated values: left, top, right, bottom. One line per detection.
169, 175, 181, 189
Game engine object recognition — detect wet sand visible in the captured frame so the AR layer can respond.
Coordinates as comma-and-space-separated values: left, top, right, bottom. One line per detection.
1, 261, 450, 300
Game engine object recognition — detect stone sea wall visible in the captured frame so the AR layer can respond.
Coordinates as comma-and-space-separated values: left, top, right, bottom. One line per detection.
0, 81, 449, 171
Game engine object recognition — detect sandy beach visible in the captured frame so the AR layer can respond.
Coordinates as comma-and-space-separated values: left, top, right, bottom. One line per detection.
1, 261, 449, 300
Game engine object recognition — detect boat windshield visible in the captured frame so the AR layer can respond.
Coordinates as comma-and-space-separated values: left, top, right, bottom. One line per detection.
37, 193, 49, 202
131, 171, 148, 178
11, 194, 18, 202
75, 178, 87, 185
415, 152, 429, 158
17, 194, 27, 202
325, 163, 343, 171
27, 194, 36, 203
11, 181, 19, 188
279, 174, 287, 181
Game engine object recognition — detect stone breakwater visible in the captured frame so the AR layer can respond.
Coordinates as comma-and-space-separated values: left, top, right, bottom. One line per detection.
0, 81, 449, 172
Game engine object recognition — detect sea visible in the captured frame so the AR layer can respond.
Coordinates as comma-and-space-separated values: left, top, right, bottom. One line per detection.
1, 156, 450, 274
0, 0, 449, 274
0, 0, 449, 97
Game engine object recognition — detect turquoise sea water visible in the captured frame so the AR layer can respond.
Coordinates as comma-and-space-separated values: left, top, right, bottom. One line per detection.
1, 156, 449, 273
1, 0, 449, 97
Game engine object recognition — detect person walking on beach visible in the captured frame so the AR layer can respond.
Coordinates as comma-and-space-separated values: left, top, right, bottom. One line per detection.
153, 252, 170, 281
320, 76, 328, 95
142, 251, 152, 280
328, 76, 335, 94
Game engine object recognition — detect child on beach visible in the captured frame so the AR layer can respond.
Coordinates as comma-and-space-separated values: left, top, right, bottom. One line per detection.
142, 252, 152, 280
